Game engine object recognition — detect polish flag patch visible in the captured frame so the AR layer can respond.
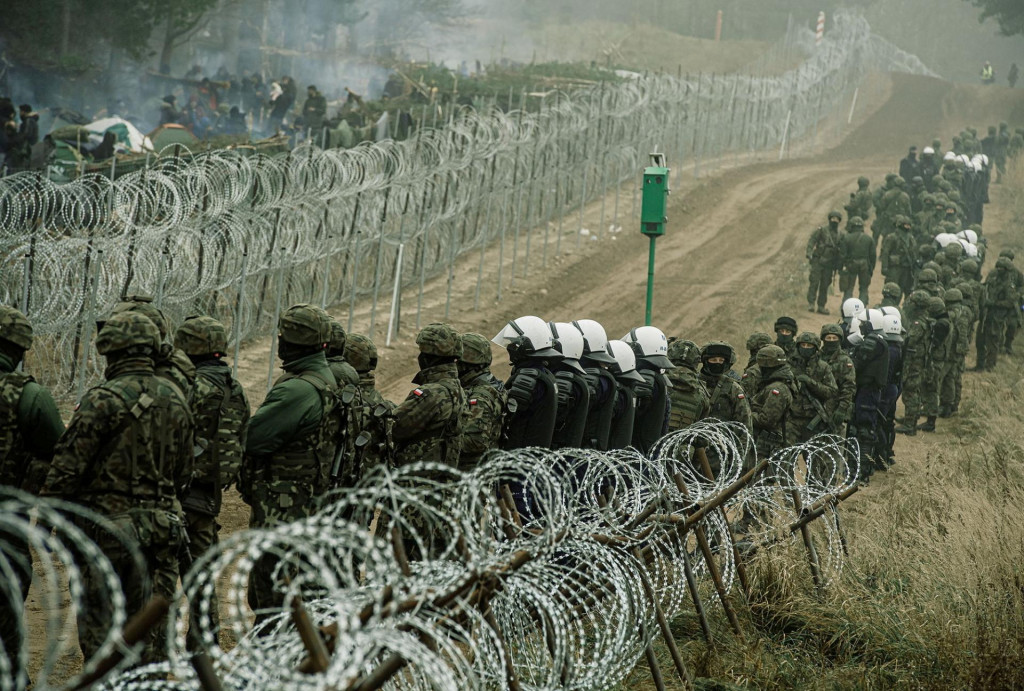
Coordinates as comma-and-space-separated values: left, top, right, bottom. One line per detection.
771, 389, 780, 395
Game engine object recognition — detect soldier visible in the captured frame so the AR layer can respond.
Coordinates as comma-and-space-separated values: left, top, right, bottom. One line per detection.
975, 257, 1019, 371
344, 333, 395, 477
393, 323, 466, 467
919, 147, 939, 190
547, 322, 591, 450
665, 339, 710, 432
918, 297, 951, 432
606, 339, 646, 449
940, 289, 970, 417
915, 268, 944, 299
848, 311, 889, 475
623, 326, 675, 455
574, 319, 620, 451
880, 215, 917, 297
899, 146, 920, 182
818, 323, 856, 435
240, 304, 340, 624
700, 341, 753, 476
458, 333, 507, 469
806, 211, 843, 313
741, 332, 773, 398
112, 295, 195, 398
844, 176, 873, 225
172, 316, 250, 641
788, 332, 838, 443
839, 216, 876, 304
876, 282, 903, 316
997, 250, 1024, 354
494, 316, 560, 449
953, 259, 983, 336
41, 311, 193, 662
749, 345, 795, 461
876, 177, 911, 242
301, 85, 328, 141
935, 243, 963, 288
325, 317, 360, 387
879, 312, 904, 465
774, 316, 799, 357
895, 291, 933, 436
0, 306, 64, 674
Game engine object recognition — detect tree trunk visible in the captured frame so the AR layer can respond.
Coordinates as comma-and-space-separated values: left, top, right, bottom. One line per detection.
159, 18, 176, 74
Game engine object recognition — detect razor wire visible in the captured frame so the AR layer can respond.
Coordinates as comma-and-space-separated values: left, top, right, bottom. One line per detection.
1, 424, 863, 690
0, 12, 936, 404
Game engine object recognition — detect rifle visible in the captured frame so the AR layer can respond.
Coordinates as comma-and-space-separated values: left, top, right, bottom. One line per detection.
798, 379, 836, 435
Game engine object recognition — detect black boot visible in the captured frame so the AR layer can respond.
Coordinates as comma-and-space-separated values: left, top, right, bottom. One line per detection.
918, 416, 937, 432
895, 416, 918, 436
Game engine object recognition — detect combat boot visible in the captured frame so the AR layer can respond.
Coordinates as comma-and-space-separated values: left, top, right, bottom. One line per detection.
895, 416, 918, 436
918, 416, 937, 432
817, 306, 830, 315
807, 302, 816, 313
938, 405, 951, 418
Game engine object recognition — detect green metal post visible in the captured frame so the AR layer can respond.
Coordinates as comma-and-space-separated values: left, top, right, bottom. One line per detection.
646, 236, 656, 325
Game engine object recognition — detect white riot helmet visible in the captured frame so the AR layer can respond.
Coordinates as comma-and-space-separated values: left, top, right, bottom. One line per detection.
961, 239, 978, 257
606, 339, 645, 382
934, 232, 958, 248
622, 326, 675, 369
957, 229, 978, 244
549, 322, 587, 374
880, 305, 900, 317
959, 154, 972, 167
866, 308, 885, 333
847, 317, 864, 346
981, 154, 990, 167
572, 318, 616, 364
922, 146, 935, 155
842, 298, 865, 321
493, 315, 562, 362
882, 314, 903, 342
943, 151, 957, 162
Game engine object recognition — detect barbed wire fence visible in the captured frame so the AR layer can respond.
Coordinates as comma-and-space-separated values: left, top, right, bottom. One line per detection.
0, 12, 937, 404
2, 423, 864, 690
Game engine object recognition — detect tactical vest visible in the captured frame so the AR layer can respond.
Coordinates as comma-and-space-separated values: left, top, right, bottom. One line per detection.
502, 366, 557, 449
356, 379, 395, 477
181, 369, 248, 516
551, 370, 591, 450
395, 379, 464, 467
666, 369, 707, 432
460, 373, 507, 466
269, 370, 341, 493
581, 367, 618, 451
632, 369, 670, 455
607, 384, 637, 450
0, 370, 32, 489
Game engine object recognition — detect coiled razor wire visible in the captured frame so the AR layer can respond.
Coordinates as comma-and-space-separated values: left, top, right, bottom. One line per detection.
1, 423, 864, 690
0, 12, 937, 404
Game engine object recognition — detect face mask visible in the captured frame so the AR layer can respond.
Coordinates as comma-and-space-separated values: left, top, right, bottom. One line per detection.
703, 361, 728, 376
797, 346, 816, 360
829, 220, 839, 230
821, 340, 840, 355
776, 332, 794, 345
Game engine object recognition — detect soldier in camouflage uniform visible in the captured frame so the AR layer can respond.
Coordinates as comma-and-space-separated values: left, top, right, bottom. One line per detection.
173, 316, 250, 642
914, 268, 944, 299
839, 216, 876, 304
877, 177, 912, 242
345, 333, 395, 477
699, 341, 752, 475
0, 306, 65, 676
997, 250, 1024, 354
880, 216, 917, 298
323, 317, 372, 488
665, 339, 710, 432
939, 289, 970, 417
806, 211, 843, 313
325, 317, 360, 387
917, 297, 951, 432
239, 304, 339, 625
844, 176, 872, 226
895, 291, 934, 436
112, 295, 195, 398
788, 332, 838, 443
457, 333, 507, 470
41, 311, 194, 663
774, 316, 799, 357
749, 345, 795, 461
819, 323, 855, 435
876, 282, 903, 317
975, 257, 1019, 371
392, 323, 466, 467
953, 259, 983, 331
741, 332, 773, 398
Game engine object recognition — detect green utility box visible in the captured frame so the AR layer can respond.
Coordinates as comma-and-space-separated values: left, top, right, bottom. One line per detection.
641, 164, 670, 236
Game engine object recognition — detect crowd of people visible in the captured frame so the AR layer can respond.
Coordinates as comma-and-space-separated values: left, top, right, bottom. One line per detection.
1, 117, 1022, 668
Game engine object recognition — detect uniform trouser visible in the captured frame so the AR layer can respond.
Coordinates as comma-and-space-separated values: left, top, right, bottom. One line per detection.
977, 310, 1009, 369
840, 263, 872, 303
901, 357, 926, 418
939, 357, 963, 410
183, 511, 220, 645
953, 357, 966, 409
884, 268, 915, 302
78, 517, 179, 664
807, 263, 834, 308
920, 367, 942, 417
1004, 311, 1021, 351
881, 387, 900, 458
0, 533, 32, 685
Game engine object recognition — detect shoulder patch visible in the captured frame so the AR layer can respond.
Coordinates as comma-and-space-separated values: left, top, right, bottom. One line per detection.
413, 388, 426, 397
469, 398, 478, 405
771, 389, 780, 395
741, 373, 749, 379
846, 363, 853, 368
737, 393, 745, 399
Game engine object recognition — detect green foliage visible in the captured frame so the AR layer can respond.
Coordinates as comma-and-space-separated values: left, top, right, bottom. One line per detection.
969, 0, 1024, 36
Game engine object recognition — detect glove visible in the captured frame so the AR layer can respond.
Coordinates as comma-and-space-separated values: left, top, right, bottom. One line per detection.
797, 374, 813, 386
830, 410, 848, 429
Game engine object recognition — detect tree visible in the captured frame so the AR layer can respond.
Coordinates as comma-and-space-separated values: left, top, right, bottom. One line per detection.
968, 0, 1024, 36
149, 0, 222, 73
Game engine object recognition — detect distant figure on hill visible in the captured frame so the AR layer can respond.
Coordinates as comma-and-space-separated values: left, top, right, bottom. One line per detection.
1009, 63, 1019, 89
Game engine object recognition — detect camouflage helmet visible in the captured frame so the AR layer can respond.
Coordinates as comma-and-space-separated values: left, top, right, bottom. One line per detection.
917, 268, 938, 283
944, 288, 963, 304
112, 295, 170, 340
882, 282, 902, 300
849, 216, 865, 228
278, 303, 329, 346
943, 243, 964, 260
827, 210, 842, 222
667, 339, 701, 369
857, 176, 869, 188
746, 331, 773, 353
96, 311, 161, 356
999, 249, 1016, 260
700, 340, 736, 367
416, 322, 462, 358
459, 332, 493, 366
908, 290, 931, 309
961, 259, 979, 275
794, 331, 821, 350
756, 344, 788, 368
174, 315, 228, 356
327, 317, 347, 353
344, 333, 377, 372
927, 296, 946, 316
893, 176, 906, 187
0, 305, 33, 350
820, 322, 844, 340
996, 256, 1014, 271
